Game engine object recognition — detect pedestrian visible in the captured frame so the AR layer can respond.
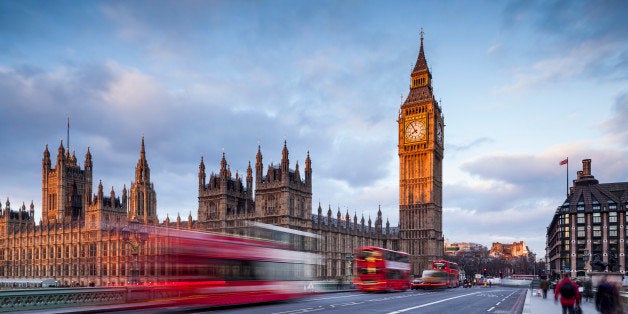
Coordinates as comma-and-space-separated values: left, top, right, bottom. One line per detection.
595, 276, 622, 314
540, 278, 550, 299
554, 274, 581, 314
583, 279, 592, 303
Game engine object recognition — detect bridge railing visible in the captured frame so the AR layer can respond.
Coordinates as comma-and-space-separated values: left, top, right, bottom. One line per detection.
0, 287, 127, 312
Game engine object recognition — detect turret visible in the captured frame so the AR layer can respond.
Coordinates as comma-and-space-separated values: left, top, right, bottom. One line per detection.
305, 151, 312, 186
317, 203, 322, 226
295, 161, 301, 182
135, 136, 150, 183
199, 156, 206, 189
122, 185, 127, 207
84, 146, 92, 170
220, 152, 228, 179
97, 180, 104, 204
246, 161, 253, 196
57, 140, 65, 165
281, 140, 289, 175
110, 186, 116, 205
43, 144, 51, 170
255, 145, 263, 184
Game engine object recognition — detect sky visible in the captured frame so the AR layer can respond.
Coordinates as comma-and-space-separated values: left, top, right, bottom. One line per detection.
1, 0, 627, 257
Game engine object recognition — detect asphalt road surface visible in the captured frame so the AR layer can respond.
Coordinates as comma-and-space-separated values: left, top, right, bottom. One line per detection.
198, 286, 527, 314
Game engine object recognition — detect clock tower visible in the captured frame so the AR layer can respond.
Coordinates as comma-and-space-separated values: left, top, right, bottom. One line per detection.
398, 31, 444, 274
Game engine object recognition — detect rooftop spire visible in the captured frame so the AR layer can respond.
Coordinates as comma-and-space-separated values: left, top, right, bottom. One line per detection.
412, 28, 428, 74
66, 116, 70, 153
140, 134, 146, 159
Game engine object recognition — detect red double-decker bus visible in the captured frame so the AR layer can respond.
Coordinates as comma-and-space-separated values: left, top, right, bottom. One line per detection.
123, 222, 322, 310
432, 259, 460, 288
353, 246, 411, 292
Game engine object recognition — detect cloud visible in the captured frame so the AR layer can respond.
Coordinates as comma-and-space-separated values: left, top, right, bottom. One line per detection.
497, 1, 628, 93
599, 91, 628, 147
448, 137, 494, 153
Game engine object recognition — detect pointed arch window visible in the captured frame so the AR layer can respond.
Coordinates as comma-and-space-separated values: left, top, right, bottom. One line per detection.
592, 200, 600, 211
577, 200, 585, 211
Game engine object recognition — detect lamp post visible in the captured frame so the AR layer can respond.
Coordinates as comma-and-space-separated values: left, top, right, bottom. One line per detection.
121, 221, 148, 285
345, 254, 354, 282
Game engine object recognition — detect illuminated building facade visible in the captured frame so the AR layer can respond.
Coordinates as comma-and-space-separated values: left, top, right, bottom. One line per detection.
546, 159, 628, 278
0, 34, 443, 283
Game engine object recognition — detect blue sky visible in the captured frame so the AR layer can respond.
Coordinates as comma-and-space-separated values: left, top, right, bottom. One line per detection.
1, 0, 627, 257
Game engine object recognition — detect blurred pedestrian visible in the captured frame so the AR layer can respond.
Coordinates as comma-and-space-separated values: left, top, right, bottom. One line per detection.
540, 278, 550, 299
583, 279, 592, 303
554, 274, 581, 314
595, 276, 622, 314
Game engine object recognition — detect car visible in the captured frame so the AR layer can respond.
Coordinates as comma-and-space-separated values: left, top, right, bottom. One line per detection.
411, 278, 424, 290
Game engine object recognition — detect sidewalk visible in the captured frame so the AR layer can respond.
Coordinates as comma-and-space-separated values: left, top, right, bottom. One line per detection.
522, 288, 596, 313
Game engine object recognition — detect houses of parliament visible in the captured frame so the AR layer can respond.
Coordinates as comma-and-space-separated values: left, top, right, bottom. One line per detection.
0, 35, 444, 286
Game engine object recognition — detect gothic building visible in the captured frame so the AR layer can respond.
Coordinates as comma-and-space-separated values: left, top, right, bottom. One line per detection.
0, 33, 444, 283
0, 138, 173, 286
197, 141, 398, 279
397, 31, 445, 272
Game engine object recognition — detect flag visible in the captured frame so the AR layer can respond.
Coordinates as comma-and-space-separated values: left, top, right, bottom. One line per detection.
559, 158, 568, 166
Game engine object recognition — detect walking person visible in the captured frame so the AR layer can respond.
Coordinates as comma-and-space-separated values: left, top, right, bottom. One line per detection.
595, 276, 622, 314
554, 274, 581, 314
583, 279, 592, 303
540, 278, 550, 299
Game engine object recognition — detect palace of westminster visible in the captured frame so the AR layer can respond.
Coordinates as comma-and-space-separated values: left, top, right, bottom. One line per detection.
0, 35, 446, 286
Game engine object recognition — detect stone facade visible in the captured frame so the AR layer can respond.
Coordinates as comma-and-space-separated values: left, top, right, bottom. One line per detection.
0, 34, 444, 283
546, 159, 628, 278
0, 138, 178, 286
397, 32, 445, 273
196, 141, 399, 279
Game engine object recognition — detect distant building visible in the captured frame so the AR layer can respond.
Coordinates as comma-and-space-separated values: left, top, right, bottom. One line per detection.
489, 241, 529, 260
444, 241, 487, 255
546, 159, 628, 279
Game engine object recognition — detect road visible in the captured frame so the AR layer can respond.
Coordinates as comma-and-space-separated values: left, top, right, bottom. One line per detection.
198, 287, 527, 314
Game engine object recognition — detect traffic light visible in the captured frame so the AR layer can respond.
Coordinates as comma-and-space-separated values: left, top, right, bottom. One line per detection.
483, 268, 488, 276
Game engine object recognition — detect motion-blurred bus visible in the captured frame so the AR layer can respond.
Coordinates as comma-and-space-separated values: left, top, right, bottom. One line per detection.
353, 246, 411, 292
127, 222, 321, 309
414, 269, 449, 289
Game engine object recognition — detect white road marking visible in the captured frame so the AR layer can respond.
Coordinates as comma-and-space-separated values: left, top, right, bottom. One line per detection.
386, 291, 484, 314
487, 306, 495, 311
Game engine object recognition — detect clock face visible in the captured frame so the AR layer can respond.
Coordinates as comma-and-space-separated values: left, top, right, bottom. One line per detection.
437, 123, 443, 144
405, 120, 425, 142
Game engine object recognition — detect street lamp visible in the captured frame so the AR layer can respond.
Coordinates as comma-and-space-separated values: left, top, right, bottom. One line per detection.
121, 221, 148, 285
345, 254, 354, 282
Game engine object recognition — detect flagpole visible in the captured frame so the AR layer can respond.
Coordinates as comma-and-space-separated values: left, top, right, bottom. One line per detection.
566, 157, 569, 198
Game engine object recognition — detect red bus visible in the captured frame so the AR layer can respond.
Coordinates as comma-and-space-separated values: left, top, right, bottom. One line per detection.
124, 222, 322, 309
431, 260, 460, 288
353, 246, 411, 292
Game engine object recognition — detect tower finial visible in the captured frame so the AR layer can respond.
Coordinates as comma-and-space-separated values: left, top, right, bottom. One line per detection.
420, 27, 424, 44
66, 115, 70, 152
